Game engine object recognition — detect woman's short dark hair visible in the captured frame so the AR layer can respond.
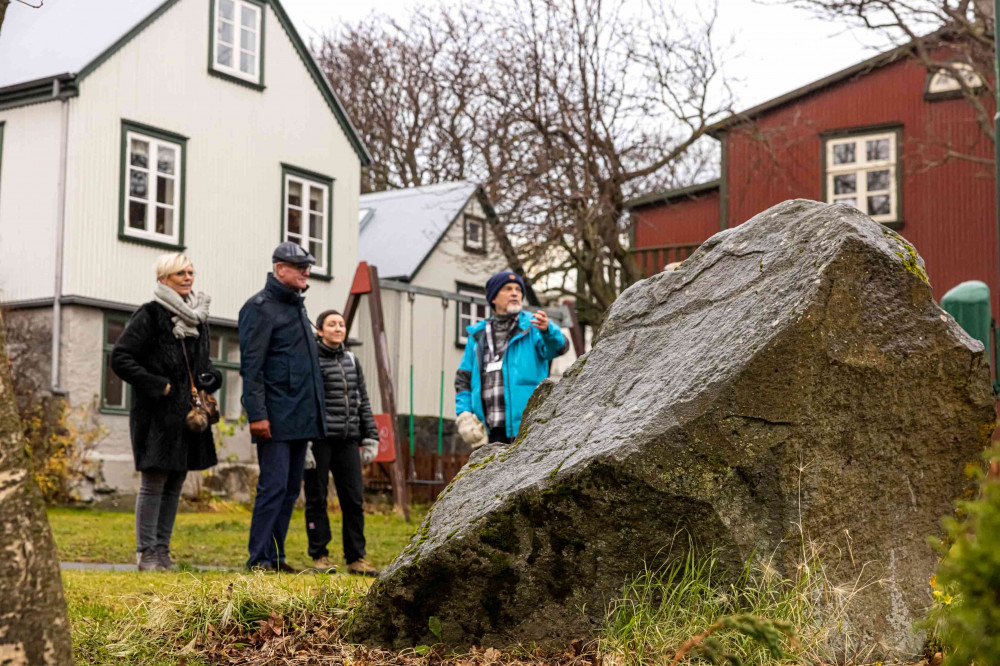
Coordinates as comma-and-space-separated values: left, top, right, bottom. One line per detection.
316, 309, 343, 331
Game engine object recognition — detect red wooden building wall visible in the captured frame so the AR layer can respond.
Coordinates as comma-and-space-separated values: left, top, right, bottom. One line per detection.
630, 47, 998, 309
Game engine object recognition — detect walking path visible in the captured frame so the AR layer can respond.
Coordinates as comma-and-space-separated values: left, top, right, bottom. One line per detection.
60, 561, 234, 572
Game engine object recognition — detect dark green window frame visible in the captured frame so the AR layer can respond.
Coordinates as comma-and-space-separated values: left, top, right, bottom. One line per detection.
0, 122, 5, 210
463, 214, 488, 255
280, 163, 334, 282
208, 0, 266, 91
118, 119, 188, 251
101, 312, 132, 415
455, 282, 488, 349
209, 328, 244, 420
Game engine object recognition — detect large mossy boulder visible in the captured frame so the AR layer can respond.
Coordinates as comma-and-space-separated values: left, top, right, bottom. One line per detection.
345, 200, 995, 657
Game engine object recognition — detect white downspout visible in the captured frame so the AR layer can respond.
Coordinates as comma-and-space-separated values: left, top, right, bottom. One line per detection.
51, 78, 69, 395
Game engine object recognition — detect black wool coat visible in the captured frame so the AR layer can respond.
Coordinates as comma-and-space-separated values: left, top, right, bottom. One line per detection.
110, 302, 222, 472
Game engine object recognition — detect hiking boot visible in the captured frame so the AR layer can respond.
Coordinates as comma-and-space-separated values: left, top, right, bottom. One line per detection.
275, 561, 298, 574
346, 558, 379, 577
312, 556, 338, 574
136, 549, 161, 572
156, 545, 176, 571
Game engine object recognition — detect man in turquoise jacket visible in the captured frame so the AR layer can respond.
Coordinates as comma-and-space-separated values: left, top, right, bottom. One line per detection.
454, 271, 569, 447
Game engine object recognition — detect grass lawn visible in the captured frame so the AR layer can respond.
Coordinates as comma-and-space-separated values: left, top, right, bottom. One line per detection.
49, 504, 425, 570
65, 569, 368, 665
55, 504, 423, 665
53, 506, 854, 666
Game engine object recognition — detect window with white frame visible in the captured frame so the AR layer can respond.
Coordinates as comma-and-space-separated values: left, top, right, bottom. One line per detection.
282, 167, 332, 276
465, 215, 486, 253
212, 0, 263, 84
825, 131, 898, 224
122, 125, 184, 246
457, 284, 488, 345
927, 62, 984, 97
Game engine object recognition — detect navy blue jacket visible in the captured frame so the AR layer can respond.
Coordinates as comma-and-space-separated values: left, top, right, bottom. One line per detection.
238, 273, 327, 443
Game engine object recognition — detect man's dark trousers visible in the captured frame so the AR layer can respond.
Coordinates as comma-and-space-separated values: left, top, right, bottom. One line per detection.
303, 437, 366, 563
488, 426, 512, 444
247, 439, 308, 568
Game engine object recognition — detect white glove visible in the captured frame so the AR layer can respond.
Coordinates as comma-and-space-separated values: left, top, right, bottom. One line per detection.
360, 438, 379, 465
304, 442, 316, 470
456, 412, 488, 450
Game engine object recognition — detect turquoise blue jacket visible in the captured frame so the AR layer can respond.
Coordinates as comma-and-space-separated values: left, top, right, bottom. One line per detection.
454, 311, 569, 439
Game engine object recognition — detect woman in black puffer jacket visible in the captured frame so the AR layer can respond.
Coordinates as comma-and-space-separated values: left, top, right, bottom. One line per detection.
303, 309, 380, 575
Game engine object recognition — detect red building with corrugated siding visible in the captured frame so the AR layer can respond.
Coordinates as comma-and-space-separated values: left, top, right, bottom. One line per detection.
629, 41, 997, 309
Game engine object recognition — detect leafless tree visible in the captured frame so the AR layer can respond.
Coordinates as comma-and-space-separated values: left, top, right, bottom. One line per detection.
773, 0, 996, 165
0, 0, 43, 39
318, 0, 733, 326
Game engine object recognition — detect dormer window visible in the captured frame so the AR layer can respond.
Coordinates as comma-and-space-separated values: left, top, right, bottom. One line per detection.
211, 0, 264, 88
464, 215, 486, 253
926, 62, 984, 99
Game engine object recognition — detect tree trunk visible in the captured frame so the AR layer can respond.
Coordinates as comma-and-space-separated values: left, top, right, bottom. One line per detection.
0, 311, 73, 664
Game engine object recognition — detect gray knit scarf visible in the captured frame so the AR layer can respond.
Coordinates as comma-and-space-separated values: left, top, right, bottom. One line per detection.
153, 283, 211, 339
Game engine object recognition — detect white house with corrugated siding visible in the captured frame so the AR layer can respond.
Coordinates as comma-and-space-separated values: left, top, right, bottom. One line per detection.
354, 183, 507, 426
0, 0, 371, 496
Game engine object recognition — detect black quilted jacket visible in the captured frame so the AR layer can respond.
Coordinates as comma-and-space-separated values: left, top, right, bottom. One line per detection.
111, 302, 222, 472
316, 341, 378, 442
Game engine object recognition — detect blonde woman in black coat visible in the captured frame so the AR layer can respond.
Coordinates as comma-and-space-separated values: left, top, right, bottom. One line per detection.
111, 253, 221, 571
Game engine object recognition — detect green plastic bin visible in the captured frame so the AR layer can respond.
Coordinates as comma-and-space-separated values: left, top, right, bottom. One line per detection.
941, 282, 993, 390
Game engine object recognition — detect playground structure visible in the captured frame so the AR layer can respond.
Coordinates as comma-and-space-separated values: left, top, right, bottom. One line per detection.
341, 262, 584, 515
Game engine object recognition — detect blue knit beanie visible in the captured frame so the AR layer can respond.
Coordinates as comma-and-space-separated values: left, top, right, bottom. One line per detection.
485, 270, 526, 310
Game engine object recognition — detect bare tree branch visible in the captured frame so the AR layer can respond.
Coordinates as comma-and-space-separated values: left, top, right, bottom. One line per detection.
317, 0, 734, 327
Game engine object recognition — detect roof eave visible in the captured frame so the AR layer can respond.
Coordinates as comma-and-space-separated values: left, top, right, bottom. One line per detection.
705, 36, 936, 136
0, 73, 78, 109
625, 179, 721, 210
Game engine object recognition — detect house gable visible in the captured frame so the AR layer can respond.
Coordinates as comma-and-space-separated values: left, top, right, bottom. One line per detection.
0, 0, 370, 166
54, 0, 364, 320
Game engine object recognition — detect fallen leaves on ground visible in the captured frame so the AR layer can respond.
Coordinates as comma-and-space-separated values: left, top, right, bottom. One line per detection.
177, 613, 599, 666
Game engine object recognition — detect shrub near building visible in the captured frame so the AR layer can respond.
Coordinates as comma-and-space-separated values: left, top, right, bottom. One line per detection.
926, 441, 1000, 664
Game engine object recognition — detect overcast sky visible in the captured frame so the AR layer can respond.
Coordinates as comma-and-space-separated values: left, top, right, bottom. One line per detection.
280, 0, 885, 111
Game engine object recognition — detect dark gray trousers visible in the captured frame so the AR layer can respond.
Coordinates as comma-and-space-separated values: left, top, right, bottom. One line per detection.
135, 469, 187, 553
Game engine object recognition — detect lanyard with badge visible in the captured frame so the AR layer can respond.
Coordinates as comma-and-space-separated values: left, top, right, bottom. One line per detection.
484, 320, 504, 374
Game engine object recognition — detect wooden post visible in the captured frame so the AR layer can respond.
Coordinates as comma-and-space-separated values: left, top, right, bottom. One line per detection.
342, 262, 372, 333
563, 299, 586, 357
366, 265, 410, 520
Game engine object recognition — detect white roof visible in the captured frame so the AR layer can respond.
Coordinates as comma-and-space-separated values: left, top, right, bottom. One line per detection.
358, 181, 480, 280
0, 0, 168, 88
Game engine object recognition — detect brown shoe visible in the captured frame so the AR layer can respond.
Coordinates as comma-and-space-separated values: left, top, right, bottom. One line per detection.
312, 556, 337, 574
346, 558, 379, 577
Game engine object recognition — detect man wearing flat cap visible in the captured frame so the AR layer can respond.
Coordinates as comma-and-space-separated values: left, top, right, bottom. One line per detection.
455, 270, 569, 449
239, 242, 327, 571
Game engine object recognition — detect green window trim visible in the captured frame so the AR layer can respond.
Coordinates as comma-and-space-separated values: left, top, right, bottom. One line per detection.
463, 214, 488, 255
118, 119, 188, 251
208, 0, 266, 91
101, 312, 132, 415
0, 122, 5, 212
455, 282, 487, 349
210, 329, 244, 421
280, 163, 334, 282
